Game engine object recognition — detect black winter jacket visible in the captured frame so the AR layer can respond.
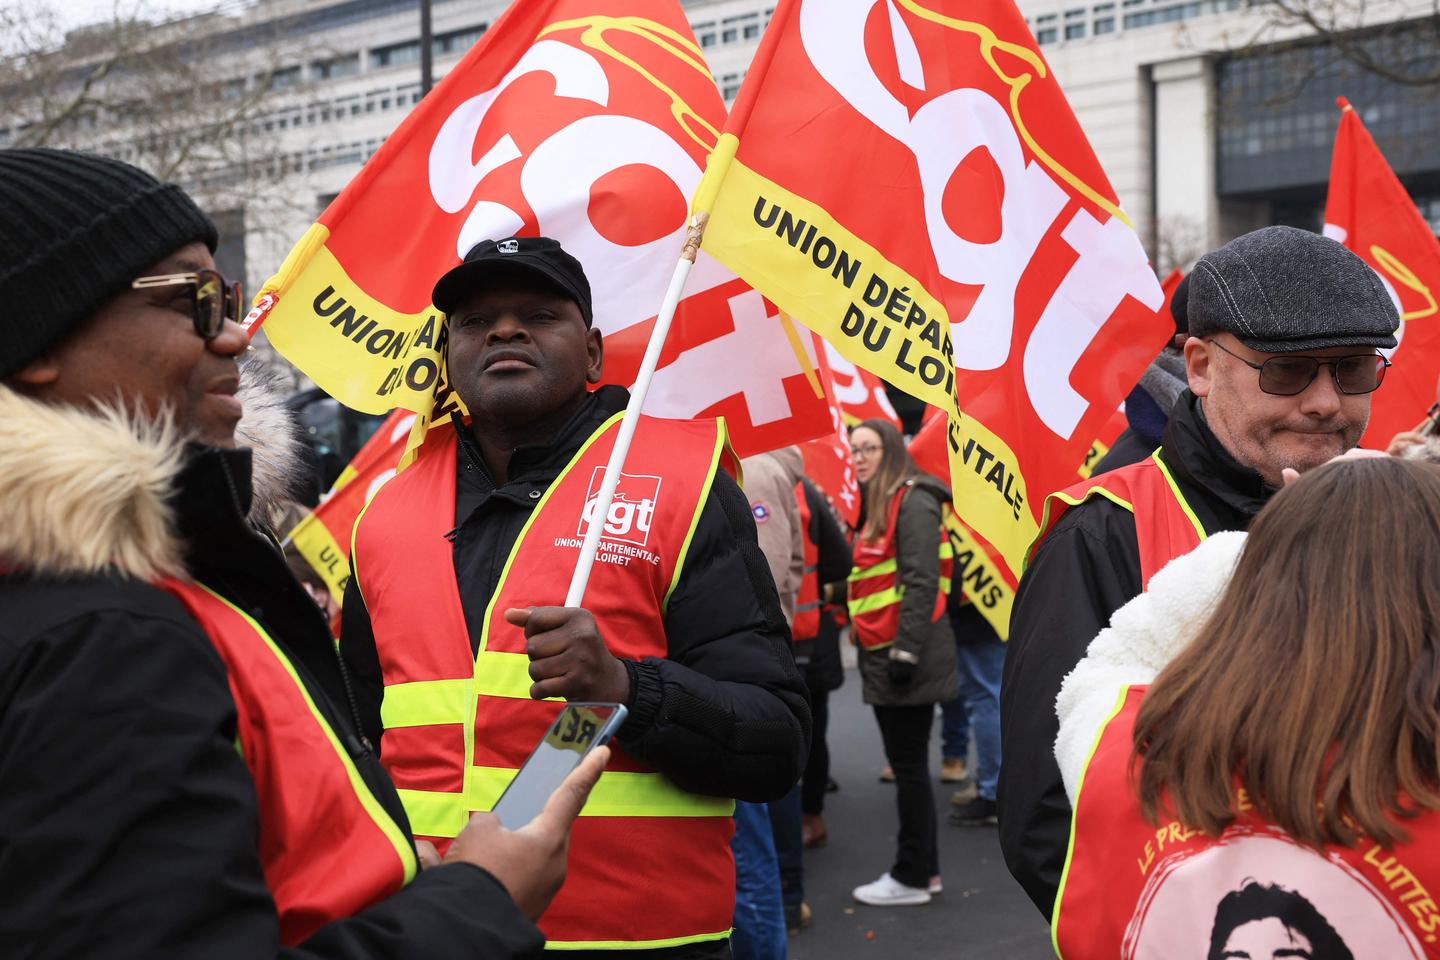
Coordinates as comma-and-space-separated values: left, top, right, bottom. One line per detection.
0, 386, 542, 959
341, 385, 811, 805
999, 392, 1272, 917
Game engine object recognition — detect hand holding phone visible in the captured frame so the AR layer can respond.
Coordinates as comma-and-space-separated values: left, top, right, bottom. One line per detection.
443, 744, 611, 921
492, 703, 627, 830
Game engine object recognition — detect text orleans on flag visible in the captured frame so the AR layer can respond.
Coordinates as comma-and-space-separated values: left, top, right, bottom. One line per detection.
691, 0, 1173, 619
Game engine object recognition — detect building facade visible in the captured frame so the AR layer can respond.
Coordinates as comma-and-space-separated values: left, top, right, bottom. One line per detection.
7, 0, 1434, 303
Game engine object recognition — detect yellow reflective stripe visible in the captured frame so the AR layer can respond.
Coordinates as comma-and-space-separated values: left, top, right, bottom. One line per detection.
348, 493, 379, 613
466, 767, 735, 818
397, 788, 469, 839
664, 418, 729, 615
847, 558, 896, 582
848, 586, 903, 615
196, 583, 418, 885
938, 541, 954, 560
380, 679, 471, 728
398, 770, 735, 839
1149, 451, 1208, 542
474, 650, 563, 701
939, 576, 953, 594
1050, 685, 1132, 956
546, 929, 733, 951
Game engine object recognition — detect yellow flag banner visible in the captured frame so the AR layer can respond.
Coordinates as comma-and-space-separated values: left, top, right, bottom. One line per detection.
942, 509, 1015, 640
693, 0, 1171, 582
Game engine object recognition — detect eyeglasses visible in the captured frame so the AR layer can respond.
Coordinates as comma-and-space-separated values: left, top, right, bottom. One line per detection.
1208, 339, 1390, 396
131, 270, 244, 341
850, 444, 883, 459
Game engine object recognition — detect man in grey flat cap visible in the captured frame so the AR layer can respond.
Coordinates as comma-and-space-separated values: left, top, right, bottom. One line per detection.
997, 225, 1399, 917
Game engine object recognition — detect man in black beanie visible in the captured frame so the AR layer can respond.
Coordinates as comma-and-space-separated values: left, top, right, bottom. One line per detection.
0, 148, 600, 958
1000, 225, 1400, 918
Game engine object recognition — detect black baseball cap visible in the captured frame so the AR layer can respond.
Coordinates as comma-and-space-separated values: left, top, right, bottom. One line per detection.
1187, 226, 1397, 353
431, 236, 593, 325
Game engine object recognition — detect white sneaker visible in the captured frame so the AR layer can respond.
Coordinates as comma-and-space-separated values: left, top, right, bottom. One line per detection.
852, 872, 932, 906
928, 874, 943, 894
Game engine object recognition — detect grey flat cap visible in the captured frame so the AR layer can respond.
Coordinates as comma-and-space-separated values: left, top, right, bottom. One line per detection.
1188, 225, 1398, 353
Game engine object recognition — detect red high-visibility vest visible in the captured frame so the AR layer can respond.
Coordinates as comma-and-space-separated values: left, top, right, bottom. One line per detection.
1054, 685, 1440, 959
846, 481, 953, 651
159, 578, 416, 946
351, 412, 739, 951
792, 482, 821, 642
1029, 451, 1207, 588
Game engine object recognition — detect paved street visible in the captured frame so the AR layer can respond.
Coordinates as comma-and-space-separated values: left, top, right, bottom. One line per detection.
789, 667, 1054, 960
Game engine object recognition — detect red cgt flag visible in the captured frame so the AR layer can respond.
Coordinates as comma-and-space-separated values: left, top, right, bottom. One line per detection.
692, 0, 1170, 583
1324, 97, 1440, 448
252, 0, 831, 459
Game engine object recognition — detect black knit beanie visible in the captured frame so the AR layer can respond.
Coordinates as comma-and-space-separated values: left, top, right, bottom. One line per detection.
0, 148, 219, 378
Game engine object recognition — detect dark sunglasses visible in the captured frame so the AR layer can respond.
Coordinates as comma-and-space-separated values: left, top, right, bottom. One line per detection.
1208, 339, 1390, 396
131, 269, 244, 341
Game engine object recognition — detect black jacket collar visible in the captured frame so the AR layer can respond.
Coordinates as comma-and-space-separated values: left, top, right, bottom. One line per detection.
1160, 391, 1273, 527
455, 384, 630, 489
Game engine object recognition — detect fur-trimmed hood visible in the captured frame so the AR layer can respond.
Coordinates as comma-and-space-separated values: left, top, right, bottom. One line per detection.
0, 357, 309, 582
1053, 532, 1247, 802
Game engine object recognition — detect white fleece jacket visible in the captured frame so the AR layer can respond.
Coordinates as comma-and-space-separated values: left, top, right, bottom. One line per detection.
1053, 531, 1247, 802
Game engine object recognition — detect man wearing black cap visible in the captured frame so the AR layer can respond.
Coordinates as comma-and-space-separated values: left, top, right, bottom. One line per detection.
0, 149, 603, 957
998, 225, 1399, 917
340, 236, 811, 958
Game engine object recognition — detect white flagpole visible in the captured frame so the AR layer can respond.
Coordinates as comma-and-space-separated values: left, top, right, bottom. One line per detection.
563, 214, 708, 607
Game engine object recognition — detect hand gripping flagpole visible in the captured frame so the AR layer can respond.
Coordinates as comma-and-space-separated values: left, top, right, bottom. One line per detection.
563, 213, 709, 607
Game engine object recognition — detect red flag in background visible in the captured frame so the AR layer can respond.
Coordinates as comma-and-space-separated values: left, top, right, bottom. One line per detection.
289, 410, 417, 603
1158, 267, 1184, 321
254, 0, 831, 459
1324, 97, 1440, 447
822, 340, 902, 429
801, 340, 862, 526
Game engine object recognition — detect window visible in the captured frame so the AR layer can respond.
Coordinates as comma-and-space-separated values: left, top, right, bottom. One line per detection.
1066, 22, 1086, 38
436, 24, 487, 55
743, 23, 760, 39
271, 65, 302, 89
699, 32, 716, 47
1094, 16, 1115, 32
371, 41, 420, 70
1036, 27, 1058, 43
313, 54, 359, 80
722, 27, 738, 43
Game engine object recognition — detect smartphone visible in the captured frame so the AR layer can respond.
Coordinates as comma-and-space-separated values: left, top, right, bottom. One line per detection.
490, 702, 627, 830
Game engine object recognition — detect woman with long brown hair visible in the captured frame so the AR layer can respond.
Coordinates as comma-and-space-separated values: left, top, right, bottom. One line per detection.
846, 418, 958, 907
1051, 457, 1440, 958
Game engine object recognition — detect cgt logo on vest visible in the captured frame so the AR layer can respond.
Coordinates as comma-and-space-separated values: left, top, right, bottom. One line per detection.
579, 468, 662, 549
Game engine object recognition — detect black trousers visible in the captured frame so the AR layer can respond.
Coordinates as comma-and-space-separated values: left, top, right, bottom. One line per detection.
873, 704, 939, 889
800, 689, 830, 815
